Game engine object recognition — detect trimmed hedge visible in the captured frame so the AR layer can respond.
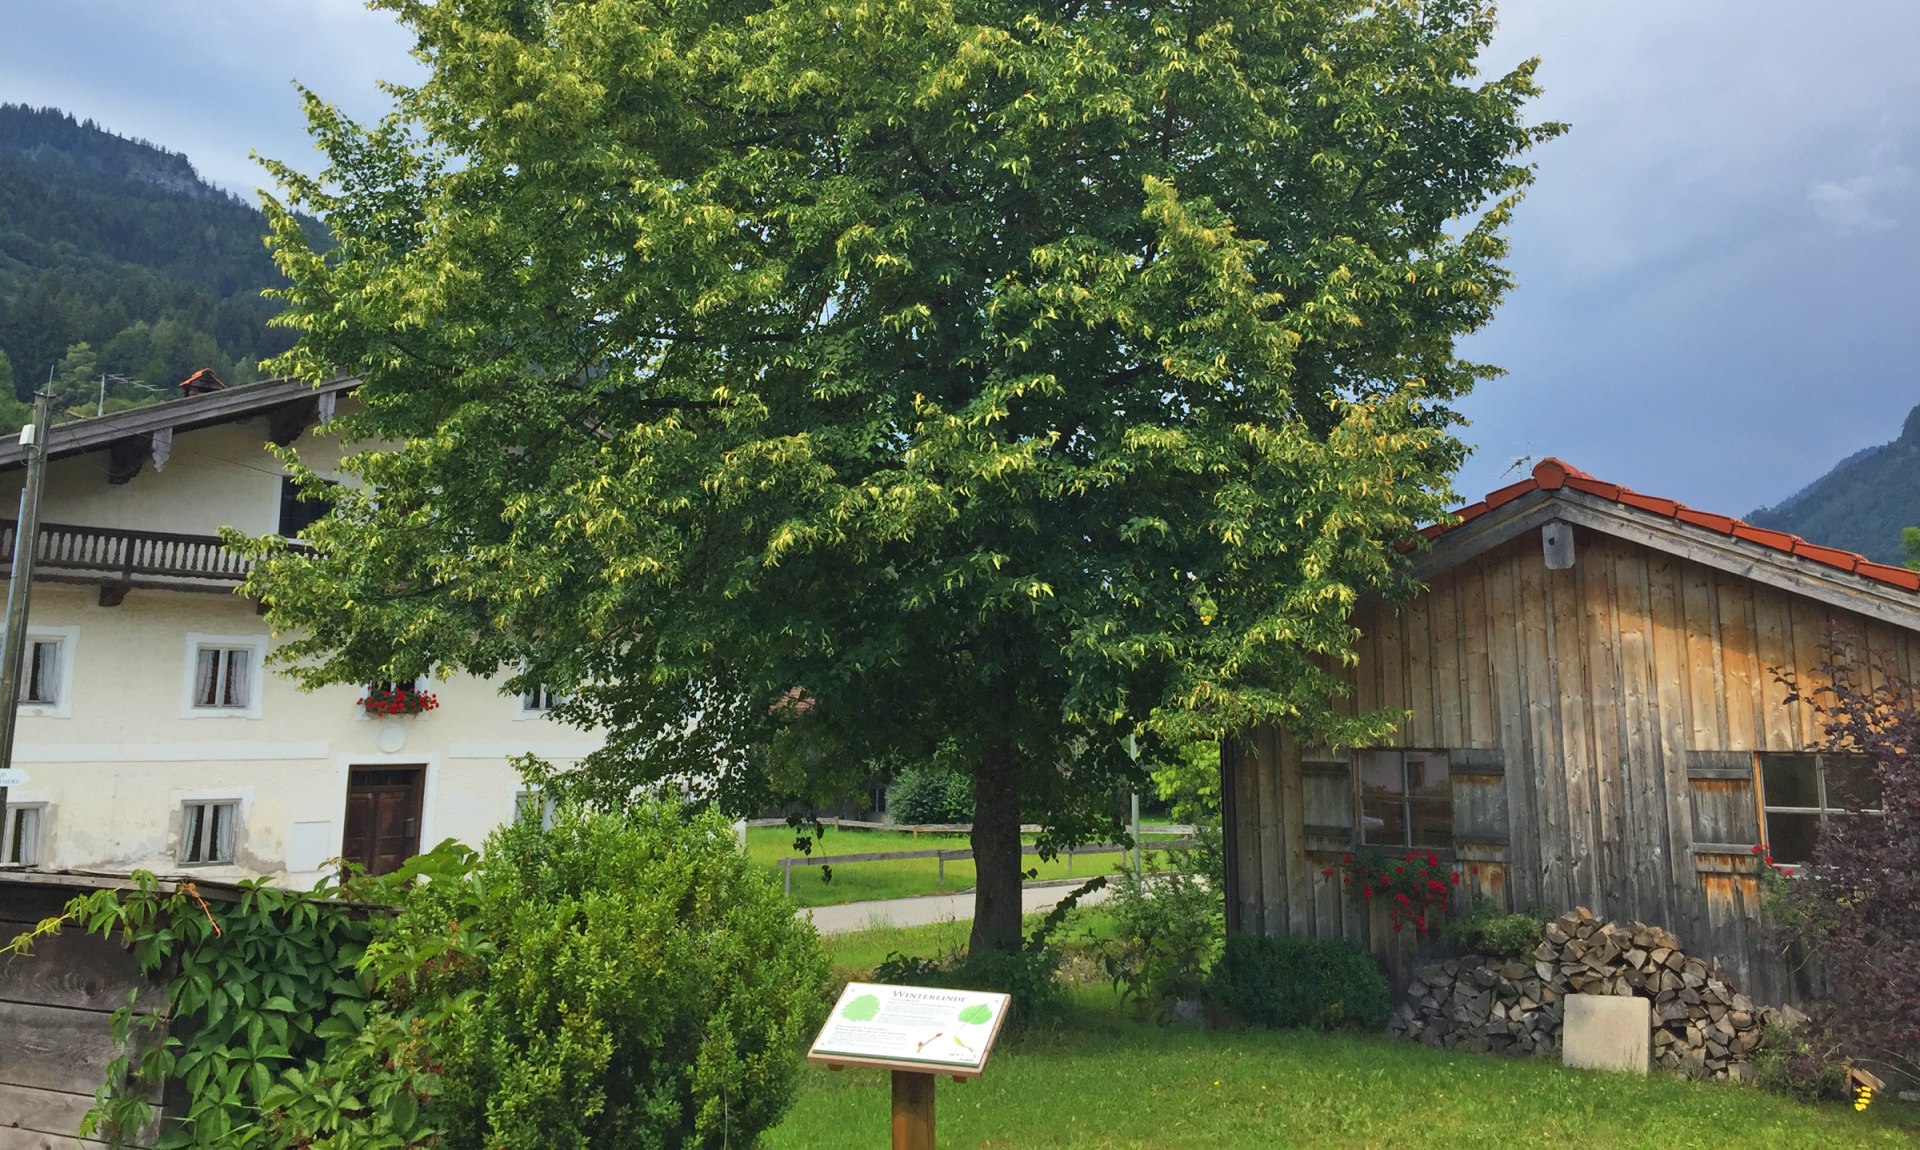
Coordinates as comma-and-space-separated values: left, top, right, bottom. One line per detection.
885, 764, 974, 824
1207, 933, 1391, 1031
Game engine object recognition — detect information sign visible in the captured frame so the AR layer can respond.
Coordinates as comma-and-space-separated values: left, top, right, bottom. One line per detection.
808, 982, 1011, 1077
0, 767, 27, 787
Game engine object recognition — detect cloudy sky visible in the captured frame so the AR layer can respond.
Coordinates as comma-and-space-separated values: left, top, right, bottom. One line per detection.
3, 2, 1916, 517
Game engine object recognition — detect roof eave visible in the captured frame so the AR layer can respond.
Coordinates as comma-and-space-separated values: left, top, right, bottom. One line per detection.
0, 374, 358, 474
1411, 487, 1920, 634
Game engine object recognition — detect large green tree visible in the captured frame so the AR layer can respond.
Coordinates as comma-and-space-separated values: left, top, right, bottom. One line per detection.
249, 0, 1557, 951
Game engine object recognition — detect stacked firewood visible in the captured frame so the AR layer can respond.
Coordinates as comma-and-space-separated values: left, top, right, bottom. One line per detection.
1388, 907, 1808, 1079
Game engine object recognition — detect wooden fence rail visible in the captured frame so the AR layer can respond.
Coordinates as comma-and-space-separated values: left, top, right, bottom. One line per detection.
776, 837, 1194, 895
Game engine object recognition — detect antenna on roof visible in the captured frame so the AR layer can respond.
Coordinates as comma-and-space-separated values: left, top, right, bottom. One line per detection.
1499, 454, 1535, 480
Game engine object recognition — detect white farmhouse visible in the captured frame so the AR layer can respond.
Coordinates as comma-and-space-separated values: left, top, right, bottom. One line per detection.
0, 373, 599, 883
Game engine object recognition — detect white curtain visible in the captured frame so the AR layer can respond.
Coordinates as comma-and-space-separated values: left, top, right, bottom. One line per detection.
26, 641, 57, 703
194, 648, 220, 707
223, 650, 251, 708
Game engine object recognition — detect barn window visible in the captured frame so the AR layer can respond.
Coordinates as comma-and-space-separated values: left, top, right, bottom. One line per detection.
1358, 749, 1452, 852
1758, 752, 1881, 867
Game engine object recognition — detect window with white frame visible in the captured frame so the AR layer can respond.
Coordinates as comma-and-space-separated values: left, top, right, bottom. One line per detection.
23, 640, 61, 704
182, 634, 266, 718
178, 800, 238, 865
17, 627, 76, 716
513, 789, 557, 830
194, 647, 253, 709
1758, 752, 1881, 867
3, 803, 46, 865
518, 683, 565, 715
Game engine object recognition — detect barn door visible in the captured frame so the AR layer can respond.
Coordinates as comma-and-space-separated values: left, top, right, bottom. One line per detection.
341, 766, 425, 876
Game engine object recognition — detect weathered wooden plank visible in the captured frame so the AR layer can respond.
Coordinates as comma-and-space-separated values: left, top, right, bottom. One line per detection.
1254, 726, 1286, 937
1517, 541, 1571, 913
1549, 560, 1599, 910
1716, 574, 1761, 751
1300, 762, 1352, 830
0, 1002, 159, 1099
1787, 596, 1831, 748
1352, 613, 1379, 723
1461, 565, 1496, 747
1452, 776, 1509, 845
1688, 779, 1761, 846
1279, 731, 1312, 935
1578, 537, 1629, 914
0, 1129, 106, 1150
1429, 575, 1464, 748
0, 1083, 97, 1144
1449, 748, 1504, 775
1647, 553, 1706, 948
1377, 607, 1407, 744
1611, 543, 1674, 931
1486, 541, 1541, 913
1404, 590, 1436, 746
0, 887, 81, 927
0, 1081, 155, 1149
1681, 563, 1727, 748
1866, 619, 1901, 699
1223, 738, 1253, 935
0, 922, 160, 1014
1751, 585, 1799, 751
1685, 751, 1755, 780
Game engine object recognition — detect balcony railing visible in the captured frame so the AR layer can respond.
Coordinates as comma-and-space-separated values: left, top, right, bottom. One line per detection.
0, 519, 256, 585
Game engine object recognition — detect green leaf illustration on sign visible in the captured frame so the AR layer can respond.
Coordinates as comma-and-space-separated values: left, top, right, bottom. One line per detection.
841, 995, 881, 1022
956, 1004, 992, 1026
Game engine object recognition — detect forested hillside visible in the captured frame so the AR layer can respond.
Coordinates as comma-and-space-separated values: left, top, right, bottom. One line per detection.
0, 104, 308, 422
1747, 403, 1920, 566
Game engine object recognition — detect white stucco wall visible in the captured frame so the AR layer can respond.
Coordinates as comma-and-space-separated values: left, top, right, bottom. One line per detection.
6, 585, 597, 885
0, 401, 605, 885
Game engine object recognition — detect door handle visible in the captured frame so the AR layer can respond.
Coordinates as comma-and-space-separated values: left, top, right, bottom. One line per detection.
404, 818, 417, 837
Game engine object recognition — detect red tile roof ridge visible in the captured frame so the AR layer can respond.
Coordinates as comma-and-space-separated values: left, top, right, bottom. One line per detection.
1421, 457, 1920, 596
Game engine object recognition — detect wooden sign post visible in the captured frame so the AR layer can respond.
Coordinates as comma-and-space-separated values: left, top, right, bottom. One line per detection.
808, 982, 1012, 1150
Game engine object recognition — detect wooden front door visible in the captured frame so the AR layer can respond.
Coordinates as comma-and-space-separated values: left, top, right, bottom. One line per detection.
341, 766, 425, 876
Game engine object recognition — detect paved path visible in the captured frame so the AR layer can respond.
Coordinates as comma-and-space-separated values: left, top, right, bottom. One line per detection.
799, 879, 1111, 935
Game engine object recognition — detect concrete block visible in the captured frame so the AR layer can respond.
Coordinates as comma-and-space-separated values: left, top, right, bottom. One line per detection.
1562, 993, 1650, 1075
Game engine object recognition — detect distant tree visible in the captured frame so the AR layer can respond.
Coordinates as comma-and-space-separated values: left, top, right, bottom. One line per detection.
248, 0, 1560, 952
50, 340, 97, 413
1901, 526, 1919, 571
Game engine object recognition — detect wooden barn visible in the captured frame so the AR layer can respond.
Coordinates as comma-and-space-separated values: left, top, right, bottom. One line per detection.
1222, 458, 1918, 1006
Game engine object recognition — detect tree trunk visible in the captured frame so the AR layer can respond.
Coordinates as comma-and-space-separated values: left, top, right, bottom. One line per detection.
967, 739, 1024, 955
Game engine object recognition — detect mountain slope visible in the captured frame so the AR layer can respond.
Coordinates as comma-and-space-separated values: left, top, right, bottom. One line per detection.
1747, 404, 1920, 566
0, 104, 307, 415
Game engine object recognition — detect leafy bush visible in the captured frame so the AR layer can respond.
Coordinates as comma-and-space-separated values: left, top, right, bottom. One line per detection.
1772, 650, 1920, 1079
304, 803, 828, 1149
885, 764, 975, 825
873, 878, 1103, 1028
1439, 903, 1545, 958
1206, 933, 1391, 1032
1103, 830, 1225, 1018
1752, 1021, 1852, 1103
14, 803, 828, 1149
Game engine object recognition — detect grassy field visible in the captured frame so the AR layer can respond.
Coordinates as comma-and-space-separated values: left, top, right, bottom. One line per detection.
747, 825, 1181, 908
764, 913, 1920, 1150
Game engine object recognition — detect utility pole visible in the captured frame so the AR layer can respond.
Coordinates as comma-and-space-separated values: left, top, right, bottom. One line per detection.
0, 386, 55, 829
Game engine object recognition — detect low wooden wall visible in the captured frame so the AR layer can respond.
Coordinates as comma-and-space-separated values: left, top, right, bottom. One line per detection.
0, 872, 166, 1150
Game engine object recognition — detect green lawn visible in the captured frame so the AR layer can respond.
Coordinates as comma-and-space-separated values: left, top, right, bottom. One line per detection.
748, 826, 1180, 908
767, 912, 1920, 1150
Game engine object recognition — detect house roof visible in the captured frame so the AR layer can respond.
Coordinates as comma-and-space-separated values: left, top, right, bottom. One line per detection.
1421, 458, 1920, 595
0, 374, 357, 473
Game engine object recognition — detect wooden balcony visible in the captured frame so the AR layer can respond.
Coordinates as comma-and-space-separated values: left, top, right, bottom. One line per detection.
0, 519, 262, 604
